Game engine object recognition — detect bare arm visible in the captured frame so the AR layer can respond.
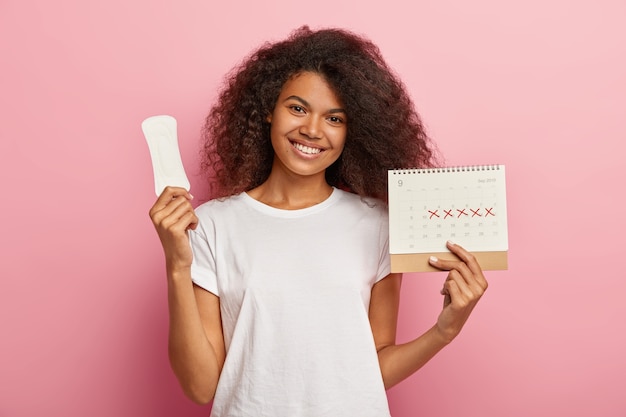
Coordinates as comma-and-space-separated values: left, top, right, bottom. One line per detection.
149, 187, 226, 404
370, 241, 488, 389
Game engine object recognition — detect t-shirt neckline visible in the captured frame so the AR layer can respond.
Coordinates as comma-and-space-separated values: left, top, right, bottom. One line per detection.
240, 187, 341, 218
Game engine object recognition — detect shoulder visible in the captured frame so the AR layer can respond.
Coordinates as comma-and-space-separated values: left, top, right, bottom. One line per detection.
194, 193, 246, 217
190, 194, 248, 241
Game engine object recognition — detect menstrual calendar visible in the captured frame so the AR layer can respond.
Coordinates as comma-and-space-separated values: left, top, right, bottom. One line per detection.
388, 165, 509, 272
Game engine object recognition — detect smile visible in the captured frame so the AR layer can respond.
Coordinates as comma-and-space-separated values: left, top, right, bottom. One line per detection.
291, 141, 322, 155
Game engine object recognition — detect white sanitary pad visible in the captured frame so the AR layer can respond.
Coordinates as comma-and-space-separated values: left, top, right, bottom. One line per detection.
142, 115, 191, 196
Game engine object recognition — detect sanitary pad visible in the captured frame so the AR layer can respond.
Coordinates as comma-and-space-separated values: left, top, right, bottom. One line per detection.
142, 115, 190, 196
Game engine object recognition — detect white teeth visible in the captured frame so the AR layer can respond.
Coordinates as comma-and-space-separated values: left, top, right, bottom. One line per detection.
292, 142, 321, 155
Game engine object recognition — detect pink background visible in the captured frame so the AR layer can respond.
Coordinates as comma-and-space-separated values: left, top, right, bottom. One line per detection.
1, 0, 624, 416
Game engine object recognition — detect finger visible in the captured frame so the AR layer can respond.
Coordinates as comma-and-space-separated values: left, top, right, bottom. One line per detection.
187, 217, 199, 231
176, 210, 199, 233
431, 257, 487, 304
436, 265, 485, 310
442, 291, 451, 307
159, 200, 197, 232
443, 278, 462, 304
149, 186, 193, 218
445, 269, 475, 301
151, 195, 191, 227
429, 254, 473, 279
445, 241, 488, 291
446, 241, 482, 277
150, 187, 193, 217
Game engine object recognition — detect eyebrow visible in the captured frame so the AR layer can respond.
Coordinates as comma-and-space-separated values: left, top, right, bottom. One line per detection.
284, 95, 347, 114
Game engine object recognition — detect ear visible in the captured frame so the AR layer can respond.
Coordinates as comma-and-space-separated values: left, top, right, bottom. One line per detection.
266, 113, 272, 123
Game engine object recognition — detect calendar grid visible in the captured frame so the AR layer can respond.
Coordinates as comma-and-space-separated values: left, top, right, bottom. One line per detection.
388, 166, 508, 255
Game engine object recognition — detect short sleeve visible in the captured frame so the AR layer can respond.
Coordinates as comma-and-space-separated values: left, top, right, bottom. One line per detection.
189, 220, 219, 296
375, 207, 392, 282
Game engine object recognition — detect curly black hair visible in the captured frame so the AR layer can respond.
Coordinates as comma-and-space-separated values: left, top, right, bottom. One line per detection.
201, 26, 438, 202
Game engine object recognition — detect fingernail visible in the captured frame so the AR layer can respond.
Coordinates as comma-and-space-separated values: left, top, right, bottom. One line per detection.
447, 240, 455, 246
429, 256, 438, 263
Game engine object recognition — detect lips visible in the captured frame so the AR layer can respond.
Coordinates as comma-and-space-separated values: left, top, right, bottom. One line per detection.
291, 141, 322, 155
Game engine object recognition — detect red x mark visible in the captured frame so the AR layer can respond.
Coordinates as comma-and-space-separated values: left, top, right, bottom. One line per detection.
428, 210, 440, 219
444, 209, 453, 219
457, 209, 468, 218
470, 208, 482, 217
485, 207, 495, 217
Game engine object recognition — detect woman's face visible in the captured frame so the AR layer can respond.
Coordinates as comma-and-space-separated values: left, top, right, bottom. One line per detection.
266, 71, 347, 181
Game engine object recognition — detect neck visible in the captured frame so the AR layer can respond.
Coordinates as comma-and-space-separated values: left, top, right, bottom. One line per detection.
247, 172, 333, 210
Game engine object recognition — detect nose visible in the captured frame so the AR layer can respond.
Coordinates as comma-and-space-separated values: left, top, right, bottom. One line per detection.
299, 115, 322, 139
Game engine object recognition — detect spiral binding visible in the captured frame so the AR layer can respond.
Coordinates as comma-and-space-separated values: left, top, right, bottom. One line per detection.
390, 164, 503, 175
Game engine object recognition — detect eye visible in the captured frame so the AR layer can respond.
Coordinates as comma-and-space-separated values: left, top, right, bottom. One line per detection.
289, 105, 305, 114
327, 115, 345, 125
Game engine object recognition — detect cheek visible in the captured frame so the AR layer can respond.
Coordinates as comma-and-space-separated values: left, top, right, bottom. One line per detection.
269, 124, 289, 154
270, 113, 298, 136
333, 131, 347, 151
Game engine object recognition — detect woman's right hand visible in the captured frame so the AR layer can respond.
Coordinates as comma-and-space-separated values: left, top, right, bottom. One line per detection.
148, 186, 198, 271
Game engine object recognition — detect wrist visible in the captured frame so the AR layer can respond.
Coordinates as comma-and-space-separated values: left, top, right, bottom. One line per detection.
431, 324, 455, 346
166, 263, 192, 282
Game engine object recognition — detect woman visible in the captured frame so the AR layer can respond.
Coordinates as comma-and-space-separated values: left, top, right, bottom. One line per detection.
149, 26, 487, 417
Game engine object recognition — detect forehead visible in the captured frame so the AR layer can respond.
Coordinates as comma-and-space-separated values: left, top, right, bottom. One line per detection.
278, 72, 343, 107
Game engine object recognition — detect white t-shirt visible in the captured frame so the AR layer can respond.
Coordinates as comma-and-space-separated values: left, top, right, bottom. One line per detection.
189, 188, 392, 417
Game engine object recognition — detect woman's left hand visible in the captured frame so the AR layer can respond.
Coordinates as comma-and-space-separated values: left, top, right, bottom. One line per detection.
428, 241, 488, 344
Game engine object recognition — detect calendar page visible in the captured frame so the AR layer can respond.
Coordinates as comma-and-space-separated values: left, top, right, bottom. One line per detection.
388, 165, 508, 272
